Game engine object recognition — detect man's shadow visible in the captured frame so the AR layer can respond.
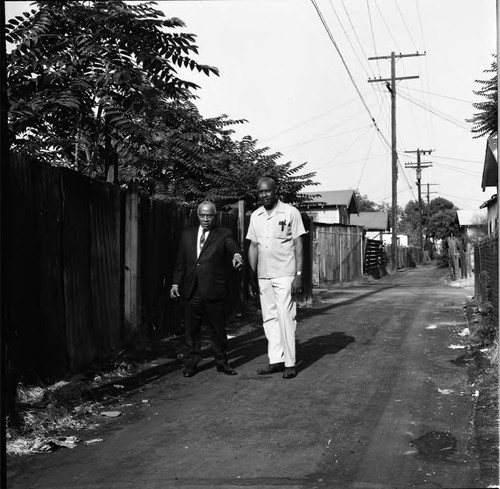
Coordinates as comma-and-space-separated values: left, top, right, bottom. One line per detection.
296, 332, 355, 373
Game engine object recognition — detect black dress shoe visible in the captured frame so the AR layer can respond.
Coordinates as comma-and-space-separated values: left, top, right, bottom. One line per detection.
183, 366, 196, 377
257, 363, 285, 375
282, 367, 296, 379
216, 364, 237, 375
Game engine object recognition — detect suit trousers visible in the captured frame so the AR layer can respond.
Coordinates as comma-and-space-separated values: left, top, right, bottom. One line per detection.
184, 285, 228, 368
258, 276, 296, 367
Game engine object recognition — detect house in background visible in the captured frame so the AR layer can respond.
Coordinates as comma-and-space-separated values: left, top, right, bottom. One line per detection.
350, 211, 389, 240
302, 190, 359, 225
457, 209, 488, 239
480, 137, 498, 234
381, 233, 409, 247
480, 194, 497, 235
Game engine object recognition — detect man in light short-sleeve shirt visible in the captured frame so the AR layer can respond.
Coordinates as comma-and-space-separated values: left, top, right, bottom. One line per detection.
247, 177, 306, 379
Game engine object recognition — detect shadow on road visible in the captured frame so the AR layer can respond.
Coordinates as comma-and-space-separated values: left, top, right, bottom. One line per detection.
297, 331, 355, 373
298, 284, 396, 320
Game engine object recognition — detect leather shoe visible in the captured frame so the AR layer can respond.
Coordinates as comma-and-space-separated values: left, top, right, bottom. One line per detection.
183, 366, 196, 377
257, 363, 285, 375
282, 367, 296, 379
216, 364, 237, 375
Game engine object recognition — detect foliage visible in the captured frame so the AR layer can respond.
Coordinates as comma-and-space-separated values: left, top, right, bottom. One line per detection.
427, 208, 462, 240
354, 190, 378, 212
399, 197, 460, 248
399, 200, 422, 246
429, 196, 455, 214
6, 0, 317, 206
467, 55, 497, 138
7, 1, 218, 170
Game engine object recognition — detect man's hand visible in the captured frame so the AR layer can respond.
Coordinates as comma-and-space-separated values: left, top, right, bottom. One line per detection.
232, 253, 244, 271
291, 275, 302, 296
248, 276, 259, 298
170, 285, 180, 299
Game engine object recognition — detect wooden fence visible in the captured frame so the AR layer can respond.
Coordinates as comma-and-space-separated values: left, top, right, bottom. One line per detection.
364, 238, 388, 278
474, 233, 498, 325
447, 236, 472, 279
384, 244, 423, 269
312, 224, 365, 285
6, 155, 315, 381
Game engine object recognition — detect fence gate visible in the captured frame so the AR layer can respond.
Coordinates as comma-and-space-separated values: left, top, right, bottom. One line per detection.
313, 224, 364, 284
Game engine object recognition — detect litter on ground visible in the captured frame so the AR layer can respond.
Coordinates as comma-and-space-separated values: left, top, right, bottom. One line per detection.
438, 388, 454, 395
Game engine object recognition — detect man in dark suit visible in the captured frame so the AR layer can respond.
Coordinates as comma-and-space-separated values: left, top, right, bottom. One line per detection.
170, 201, 244, 378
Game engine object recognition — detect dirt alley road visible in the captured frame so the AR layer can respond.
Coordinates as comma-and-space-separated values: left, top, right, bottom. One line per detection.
8, 265, 496, 489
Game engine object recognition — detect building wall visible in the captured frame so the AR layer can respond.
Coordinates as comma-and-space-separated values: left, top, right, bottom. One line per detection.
486, 202, 498, 234
307, 208, 341, 225
382, 232, 409, 247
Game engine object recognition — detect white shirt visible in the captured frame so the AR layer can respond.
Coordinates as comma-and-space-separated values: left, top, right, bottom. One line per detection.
246, 200, 305, 278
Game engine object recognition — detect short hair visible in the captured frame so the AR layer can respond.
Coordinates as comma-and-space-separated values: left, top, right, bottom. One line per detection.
257, 176, 277, 189
197, 200, 217, 214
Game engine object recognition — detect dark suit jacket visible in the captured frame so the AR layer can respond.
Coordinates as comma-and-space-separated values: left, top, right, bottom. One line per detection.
172, 226, 241, 301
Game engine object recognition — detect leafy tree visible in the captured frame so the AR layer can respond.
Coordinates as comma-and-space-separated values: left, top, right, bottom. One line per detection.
354, 190, 378, 212
6, 0, 317, 206
7, 0, 220, 175
427, 209, 461, 241
429, 197, 455, 214
467, 55, 497, 138
399, 200, 422, 246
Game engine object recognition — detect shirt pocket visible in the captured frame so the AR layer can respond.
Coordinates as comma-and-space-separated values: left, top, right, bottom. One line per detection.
275, 220, 291, 240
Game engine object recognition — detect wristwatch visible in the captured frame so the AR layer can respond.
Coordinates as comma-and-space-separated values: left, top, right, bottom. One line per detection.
296, 271, 302, 276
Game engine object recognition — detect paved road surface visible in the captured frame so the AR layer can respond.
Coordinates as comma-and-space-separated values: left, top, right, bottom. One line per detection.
8, 265, 488, 489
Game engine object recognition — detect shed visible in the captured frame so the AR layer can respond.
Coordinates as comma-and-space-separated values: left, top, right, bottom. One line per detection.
302, 190, 359, 225
350, 211, 389, 240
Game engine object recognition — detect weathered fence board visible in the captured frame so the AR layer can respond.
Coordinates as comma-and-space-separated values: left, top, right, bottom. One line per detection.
314, 224, 364, 284
123, 191, 140, 338
364, 238, 387, 278
90, 180, 122, 355
8, 156, 44, 380
7, 156, 314, 381
36, 163, 68, 377
61, 168, 95, 371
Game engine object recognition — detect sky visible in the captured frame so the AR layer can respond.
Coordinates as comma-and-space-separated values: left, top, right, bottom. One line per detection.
5, 0, 498, 212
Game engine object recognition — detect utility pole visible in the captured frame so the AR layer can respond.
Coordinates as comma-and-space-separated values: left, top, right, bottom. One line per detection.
424, 183, 439, 206
405, 149, 433, 255
368, 52, 425, 271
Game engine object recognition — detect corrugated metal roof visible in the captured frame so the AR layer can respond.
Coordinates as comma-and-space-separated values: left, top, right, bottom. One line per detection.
350, 211, 389, 230
303, 190, 355, 206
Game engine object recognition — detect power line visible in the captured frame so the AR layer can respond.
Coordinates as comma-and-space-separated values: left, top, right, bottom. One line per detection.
259, 95, 360, 144
396, 91, 471, 130
402, 86, 473, 104
328, 0, 370, 78
374, 0, 400, 52
394, 0, 418, 50
310, 0, 391, 150
275, 124, 372, 153
433, 154, 482, 164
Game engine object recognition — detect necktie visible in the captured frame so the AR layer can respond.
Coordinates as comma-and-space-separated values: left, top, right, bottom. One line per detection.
200, 230, 207, 249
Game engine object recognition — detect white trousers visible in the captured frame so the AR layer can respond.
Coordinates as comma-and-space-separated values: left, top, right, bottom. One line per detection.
258, 276, 296, 367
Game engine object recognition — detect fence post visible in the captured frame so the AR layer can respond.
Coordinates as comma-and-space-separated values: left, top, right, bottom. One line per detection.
124, 191, 140, 338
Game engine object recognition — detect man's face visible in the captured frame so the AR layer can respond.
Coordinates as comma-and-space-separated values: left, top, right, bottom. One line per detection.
257, 180, 277, 209
197, 205, 216, 231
